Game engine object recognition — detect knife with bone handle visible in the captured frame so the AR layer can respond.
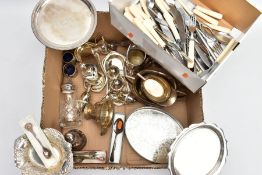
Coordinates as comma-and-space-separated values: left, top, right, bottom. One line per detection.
129, 4, 145, 21
176, 0, 219, 25
176, 0, 193, 15
155, 0, 180, 41
133, 4, 149, 20
193, 9, 219, 25
147, 7, 176, 42
140, 0, 156, 25
170, 2, 190, 53
124, 9, 158, 45
195, 5, 223, 19
128, 5, 166, 47
134, 18, 159, 44
143, 18, 166, 47
203, 22, 231, 34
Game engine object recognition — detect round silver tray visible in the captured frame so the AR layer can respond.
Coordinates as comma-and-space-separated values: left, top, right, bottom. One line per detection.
31, 0, 97, 50
168, 122, 227, 175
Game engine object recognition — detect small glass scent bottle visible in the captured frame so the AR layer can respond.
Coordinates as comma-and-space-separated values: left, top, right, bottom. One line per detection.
59, 82, 82, 128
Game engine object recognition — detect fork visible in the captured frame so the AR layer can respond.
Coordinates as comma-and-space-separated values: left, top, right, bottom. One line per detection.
212, 42, 223, 57
198, 28, 224, 57
187, 15, 196, 69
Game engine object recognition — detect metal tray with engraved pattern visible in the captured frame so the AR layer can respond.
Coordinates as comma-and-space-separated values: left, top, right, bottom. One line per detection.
125, 107, 183, 163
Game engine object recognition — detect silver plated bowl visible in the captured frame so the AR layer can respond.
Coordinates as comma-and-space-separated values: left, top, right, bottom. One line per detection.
14, 128, 73, 175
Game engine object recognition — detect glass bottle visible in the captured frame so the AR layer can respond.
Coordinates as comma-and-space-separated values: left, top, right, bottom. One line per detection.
59, 82, 82, 128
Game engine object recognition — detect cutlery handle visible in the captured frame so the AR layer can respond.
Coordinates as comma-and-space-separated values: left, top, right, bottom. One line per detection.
162, 0, 170, 11
139, 0, 151, 18
163, 12, 181, 40
130, 4, 148, 20
139, 0, 156, 26
155, 0, 170, 11
195, 6, 223, 19
133, 18, 158, 44
125, 7, 158, 45
144, 19, 166, 48
155, 0, 169, 12
124, 9, 134, 21
155, 0, 180, 40
109, 134, 117, 162
216, 39, 237, 63
193, 9, 219, 25
129, 5, 144, 21
204, 22, 231, 33
177, 0, 193, 15
188, 33, 195, 68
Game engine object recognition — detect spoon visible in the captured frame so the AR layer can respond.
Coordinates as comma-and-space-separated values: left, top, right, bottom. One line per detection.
24, 123, 52, 159
109, 118, 124, 162
202, 25, 232, 44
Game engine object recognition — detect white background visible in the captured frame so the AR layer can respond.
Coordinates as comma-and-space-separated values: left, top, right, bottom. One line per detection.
0, 0, 261, 174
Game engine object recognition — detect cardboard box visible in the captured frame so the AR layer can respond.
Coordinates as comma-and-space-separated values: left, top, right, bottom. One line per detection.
109, 0, 261, 92
41, 12, 204, 169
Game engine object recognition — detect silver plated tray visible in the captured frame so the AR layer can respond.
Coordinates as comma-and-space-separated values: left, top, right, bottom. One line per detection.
14, 128, 73, 175
125, 107, 183, 163
32, 0, 97, 50
168, 123, 227, 175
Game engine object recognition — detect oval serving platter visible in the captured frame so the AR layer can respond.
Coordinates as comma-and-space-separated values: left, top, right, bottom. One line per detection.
125, 107, 183, 163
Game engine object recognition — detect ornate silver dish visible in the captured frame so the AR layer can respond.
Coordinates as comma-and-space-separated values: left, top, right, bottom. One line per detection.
14, 128, 73, 175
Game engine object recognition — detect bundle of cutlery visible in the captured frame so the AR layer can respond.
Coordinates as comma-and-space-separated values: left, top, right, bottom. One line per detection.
124, 0, 237, 78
